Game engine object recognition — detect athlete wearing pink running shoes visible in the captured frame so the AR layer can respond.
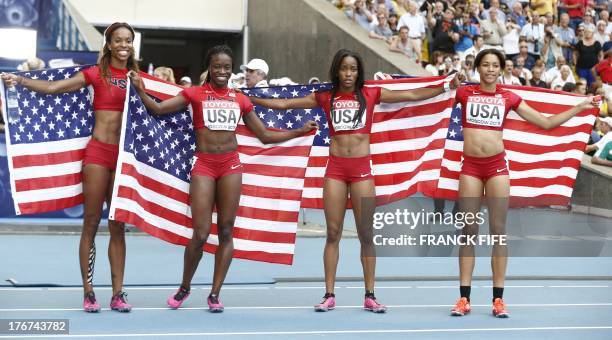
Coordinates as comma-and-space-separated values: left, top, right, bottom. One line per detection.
250, 49, 460, 313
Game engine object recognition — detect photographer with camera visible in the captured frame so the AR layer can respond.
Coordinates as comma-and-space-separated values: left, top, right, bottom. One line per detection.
520, 11, 545, 59
541, 23, 565, 69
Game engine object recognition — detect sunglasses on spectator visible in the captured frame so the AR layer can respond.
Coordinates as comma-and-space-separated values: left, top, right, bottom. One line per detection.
453, 57, 461, 61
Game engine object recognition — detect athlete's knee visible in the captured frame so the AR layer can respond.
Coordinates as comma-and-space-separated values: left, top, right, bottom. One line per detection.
216, 223, 234, 244
108, 221, 125, 239
326, 225, 343, 244
191, 227, 210, 246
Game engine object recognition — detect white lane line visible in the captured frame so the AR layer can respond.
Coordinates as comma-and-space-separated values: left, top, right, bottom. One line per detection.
548, 285, 610, 288
2, 303, 612, 312
416, 286, 457, 289
1, 326, 612, 338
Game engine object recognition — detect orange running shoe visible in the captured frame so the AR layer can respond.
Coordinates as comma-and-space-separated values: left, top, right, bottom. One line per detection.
450, 297, 471, 316
492, 298, 509, 318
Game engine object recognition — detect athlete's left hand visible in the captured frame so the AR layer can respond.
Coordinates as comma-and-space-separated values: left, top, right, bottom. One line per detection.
300, 120, 318, 133
449, 72, 464, 89
578, 96, 601, 110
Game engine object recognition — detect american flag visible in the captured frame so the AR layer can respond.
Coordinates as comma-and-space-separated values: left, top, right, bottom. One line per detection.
435, 84, 597, 206
247, 78, 596, 209
109, 74, 316, 265
0, 65, 94, 215
247, 76, 456, 209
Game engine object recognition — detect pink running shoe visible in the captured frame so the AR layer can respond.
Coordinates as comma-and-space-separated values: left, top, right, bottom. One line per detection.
364, 295, 387, 313
167, 286, 190, 309
83, 292, 100, 313
451, 297, 472, 316
110, 291, 132, 313
314, 293, 336, 312
207, 294, 224, 313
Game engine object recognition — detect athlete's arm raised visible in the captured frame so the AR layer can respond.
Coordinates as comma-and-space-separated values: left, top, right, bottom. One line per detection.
379, 72, 462, 103
129, 71, 188, 115
515, 96, 599, 130
2, 72, 87, 94
242, 110, 318, 144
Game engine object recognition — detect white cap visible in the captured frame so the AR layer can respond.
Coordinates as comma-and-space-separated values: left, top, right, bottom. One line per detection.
179, 76, 192, 84
600, 116, 612, 127
240, 58, 269, 75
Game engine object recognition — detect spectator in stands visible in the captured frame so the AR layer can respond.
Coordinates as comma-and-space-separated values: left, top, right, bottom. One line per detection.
241, 58, 269, 88
555, 13, 577, 65
370, 11, 394, 43
153, 66, 176, 83
513, 41, 536, 69
429, 8, 459, 54
391, 0, 409, 16
398, 1, 426, 61
480, 8, 507, 48
551, 64, 576, 89
544, 12, 556, 28
520, 12, 545, 58
229, 73, 245, 89
574, 26, 603, 87
388, 13, 399, 34
179, 76, 192, 88
500, 59, 522, 84
508, 2, 527, 28
503, 18, 522, 59
594, 44, 612, 107
561, 0, 585, 30
345, 0, 375, 30
425, 50, 445, 75
545, 56, 574, 85
482, 0, 507, 23
420, 0, 446, 13
308, 77, 321, 84
463, 34, 485, 61
541, 23, 564, 69
462, 54, 481, 82
574, 80, 588, 94
389, 26, 418, 59
582, 10, 597, 32
514, 55, 533, 82
562, 82, 578, 92
529, 67, 548, 87
17, 57, 45, 71
595, 20, 610, 45
600, 10, 612, 34
531, 0, 555, 17
455, 12, 479, 57
586, 117, 612, 166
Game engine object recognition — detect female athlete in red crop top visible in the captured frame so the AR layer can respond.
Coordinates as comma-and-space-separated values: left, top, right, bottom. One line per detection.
2, 22, 139, 313
248, 49, 461, 313
130, 45, 316, 312
449, 49, 598, 319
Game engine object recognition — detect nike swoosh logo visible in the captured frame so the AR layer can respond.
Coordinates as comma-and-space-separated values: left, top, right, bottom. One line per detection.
231, 164, 242, 170
360, 173, 371, 177
496, 168, 506, 173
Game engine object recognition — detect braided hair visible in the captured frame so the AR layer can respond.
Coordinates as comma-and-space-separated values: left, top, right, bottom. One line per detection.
328, 49, 366, 128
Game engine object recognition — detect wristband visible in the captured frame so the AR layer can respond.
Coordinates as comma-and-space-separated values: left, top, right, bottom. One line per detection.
444, 82, 451, 92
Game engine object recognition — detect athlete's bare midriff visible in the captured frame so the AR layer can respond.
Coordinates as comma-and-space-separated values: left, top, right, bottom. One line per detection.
92, 110, 122, 144
195, 128, 238, 154
329, 133, 370, 158
463, 128, 505, 158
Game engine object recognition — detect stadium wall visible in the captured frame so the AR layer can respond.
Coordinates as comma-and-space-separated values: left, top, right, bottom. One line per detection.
247, 0, 428, 83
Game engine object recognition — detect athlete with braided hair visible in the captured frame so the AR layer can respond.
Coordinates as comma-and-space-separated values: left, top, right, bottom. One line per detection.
129, 45, 317, 312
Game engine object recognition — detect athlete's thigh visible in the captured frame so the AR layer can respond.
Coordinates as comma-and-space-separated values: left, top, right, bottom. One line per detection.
190, 175, 216, 232
214, 173, 242, 225
323, 178, 349, 228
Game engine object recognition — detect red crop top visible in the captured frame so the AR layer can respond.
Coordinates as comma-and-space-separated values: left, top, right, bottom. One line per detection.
179, 83, 254, 131
315, 86, 381, 136
456, 84, 522, 131
81, 65, 129, 112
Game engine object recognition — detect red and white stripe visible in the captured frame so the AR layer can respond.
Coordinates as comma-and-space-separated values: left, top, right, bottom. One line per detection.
435, 84, 597, 206
300, 76, 454, 209
109, 75, 314, 265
